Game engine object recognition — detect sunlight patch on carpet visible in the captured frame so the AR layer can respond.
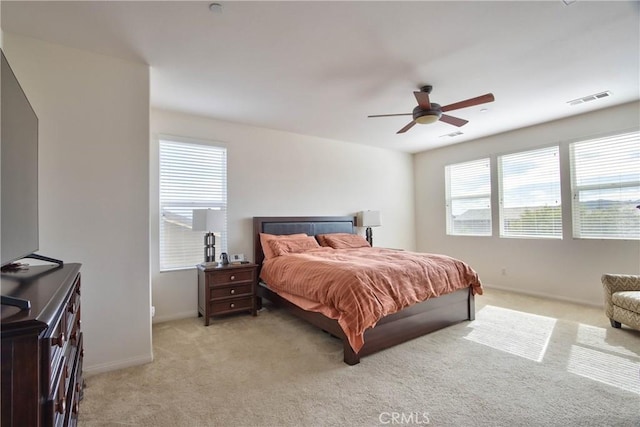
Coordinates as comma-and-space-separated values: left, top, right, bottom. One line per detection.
576, 323, 638, 358
464, 305, 556, 362
567, 323, 640, 395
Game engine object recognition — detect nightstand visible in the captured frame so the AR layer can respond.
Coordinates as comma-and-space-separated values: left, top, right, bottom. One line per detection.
197, 263, 258, 326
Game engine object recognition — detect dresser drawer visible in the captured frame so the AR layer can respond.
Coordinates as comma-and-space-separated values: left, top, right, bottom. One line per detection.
44, 359, 68, 427
64, 332, 83, 427
210, 296, 253, 314
210, 283, 252, 299
207, 269, 254, 286
47, 312, 67, 384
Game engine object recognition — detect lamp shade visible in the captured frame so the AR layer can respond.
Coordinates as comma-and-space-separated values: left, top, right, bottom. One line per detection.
358, 210, 381, 227
192, 209, 225, 232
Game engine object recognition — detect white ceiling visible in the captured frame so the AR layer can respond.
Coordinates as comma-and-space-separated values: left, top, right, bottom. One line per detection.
2, 1, 639, 153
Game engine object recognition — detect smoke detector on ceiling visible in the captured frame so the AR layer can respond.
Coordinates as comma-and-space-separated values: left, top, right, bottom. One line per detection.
209, 3, 223, 13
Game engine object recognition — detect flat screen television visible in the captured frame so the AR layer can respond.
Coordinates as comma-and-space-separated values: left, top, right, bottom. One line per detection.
1, 49, 39, 268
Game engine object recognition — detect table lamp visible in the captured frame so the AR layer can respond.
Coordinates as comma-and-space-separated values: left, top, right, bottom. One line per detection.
358, 210, 381, 246
192, 208, 225, 263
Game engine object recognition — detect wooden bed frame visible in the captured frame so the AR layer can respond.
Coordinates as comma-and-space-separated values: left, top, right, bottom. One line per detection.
253, 216, 475, 365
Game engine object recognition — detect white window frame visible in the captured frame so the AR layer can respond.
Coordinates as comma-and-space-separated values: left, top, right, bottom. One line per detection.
445, 158, 492, 236
159, 137, 227, 271
498, 145, 562, 239
570, 130, 640, 240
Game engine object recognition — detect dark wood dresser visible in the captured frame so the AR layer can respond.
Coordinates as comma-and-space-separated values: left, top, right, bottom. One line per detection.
1, 263, 83, 426
198, 263, 258, 325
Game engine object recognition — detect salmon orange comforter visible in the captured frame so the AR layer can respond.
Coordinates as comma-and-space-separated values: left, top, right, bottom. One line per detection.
260, 247, 482, 352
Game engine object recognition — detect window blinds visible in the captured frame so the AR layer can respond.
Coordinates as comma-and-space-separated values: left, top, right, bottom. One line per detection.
159, 139, 227, 270
570, 131, 640, 239
445, 158, 492, 236
499, 146, 562, 238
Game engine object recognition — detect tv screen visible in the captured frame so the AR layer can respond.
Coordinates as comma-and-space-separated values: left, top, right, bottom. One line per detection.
1, 49, 39, 267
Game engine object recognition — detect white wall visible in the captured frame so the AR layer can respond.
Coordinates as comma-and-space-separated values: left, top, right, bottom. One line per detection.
414, 101, 640, 306
150, 108, 415, 323
3, 33, 152, 374
0, 2, 4, 49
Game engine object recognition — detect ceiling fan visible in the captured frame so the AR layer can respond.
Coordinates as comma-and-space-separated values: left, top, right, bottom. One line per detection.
368, 85, 495, 134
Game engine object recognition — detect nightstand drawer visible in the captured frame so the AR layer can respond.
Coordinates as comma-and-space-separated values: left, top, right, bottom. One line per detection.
211, 284, 252, 299
207, 269, 254, 286
210, 296, 253, 314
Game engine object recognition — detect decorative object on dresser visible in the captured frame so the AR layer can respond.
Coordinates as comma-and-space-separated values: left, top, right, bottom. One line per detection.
1, 263, 84, 426
192, 208, 225, 263
198, 263, 258, 325
357, 210, 381, 246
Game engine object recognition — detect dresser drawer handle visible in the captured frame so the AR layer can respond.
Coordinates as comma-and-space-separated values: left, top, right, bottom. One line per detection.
56, 397, 66, 414
230, 303, 235, 308
230, 289, 235, 295
230, 275, 235, 281
52, 333, 65, 348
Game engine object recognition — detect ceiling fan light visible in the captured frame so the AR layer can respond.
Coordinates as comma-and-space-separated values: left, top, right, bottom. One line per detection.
415, 113, 440, 125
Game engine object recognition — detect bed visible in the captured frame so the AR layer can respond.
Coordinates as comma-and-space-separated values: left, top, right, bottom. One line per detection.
253, 216, 481, 365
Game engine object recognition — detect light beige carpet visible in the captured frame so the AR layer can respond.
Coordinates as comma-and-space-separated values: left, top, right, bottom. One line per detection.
79, 289, 640, 426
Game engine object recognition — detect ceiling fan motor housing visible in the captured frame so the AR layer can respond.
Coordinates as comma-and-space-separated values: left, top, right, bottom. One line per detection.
413, 103, 442, 124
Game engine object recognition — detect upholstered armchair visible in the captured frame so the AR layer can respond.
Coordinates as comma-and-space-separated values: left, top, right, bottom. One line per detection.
601, 274, 640, 330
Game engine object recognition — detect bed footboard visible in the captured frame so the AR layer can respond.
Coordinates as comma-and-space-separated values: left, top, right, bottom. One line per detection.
258, 283, 474, 365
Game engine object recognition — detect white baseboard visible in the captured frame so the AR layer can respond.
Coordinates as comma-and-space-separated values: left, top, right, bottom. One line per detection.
84, 353, 154, 377
483, 283, 603, 308
152, 310, 198, 324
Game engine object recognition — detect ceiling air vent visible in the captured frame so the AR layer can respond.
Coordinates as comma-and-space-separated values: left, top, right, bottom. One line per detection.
440, 131, 464, 138
567, 91, 611, 106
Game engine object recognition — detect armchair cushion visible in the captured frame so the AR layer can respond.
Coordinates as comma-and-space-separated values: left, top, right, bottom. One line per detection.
611, 292, 640, 313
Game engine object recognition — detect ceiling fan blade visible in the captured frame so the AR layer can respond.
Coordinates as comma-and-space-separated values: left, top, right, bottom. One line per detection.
439, 114, 469, 127
368, 113, 413, 118
441, 93, 495, 112
397, 120, 417, 134
413, 91, 431, 109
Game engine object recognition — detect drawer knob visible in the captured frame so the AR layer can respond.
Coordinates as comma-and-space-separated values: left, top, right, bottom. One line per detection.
230, 275, 235, 281
56, 397, 66, 414
52, 333, 65, 348
230, 303, 235, 308
230, 289, 235, 295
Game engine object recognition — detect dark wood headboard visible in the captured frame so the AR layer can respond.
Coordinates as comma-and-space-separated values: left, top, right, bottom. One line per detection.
253, 216, 356, 266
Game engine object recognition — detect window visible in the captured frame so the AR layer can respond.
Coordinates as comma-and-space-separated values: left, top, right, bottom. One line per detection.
445, 158, 491, 236
499, 146, 562, 238
570, 131, 640, 239
159, 138, 227, 271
